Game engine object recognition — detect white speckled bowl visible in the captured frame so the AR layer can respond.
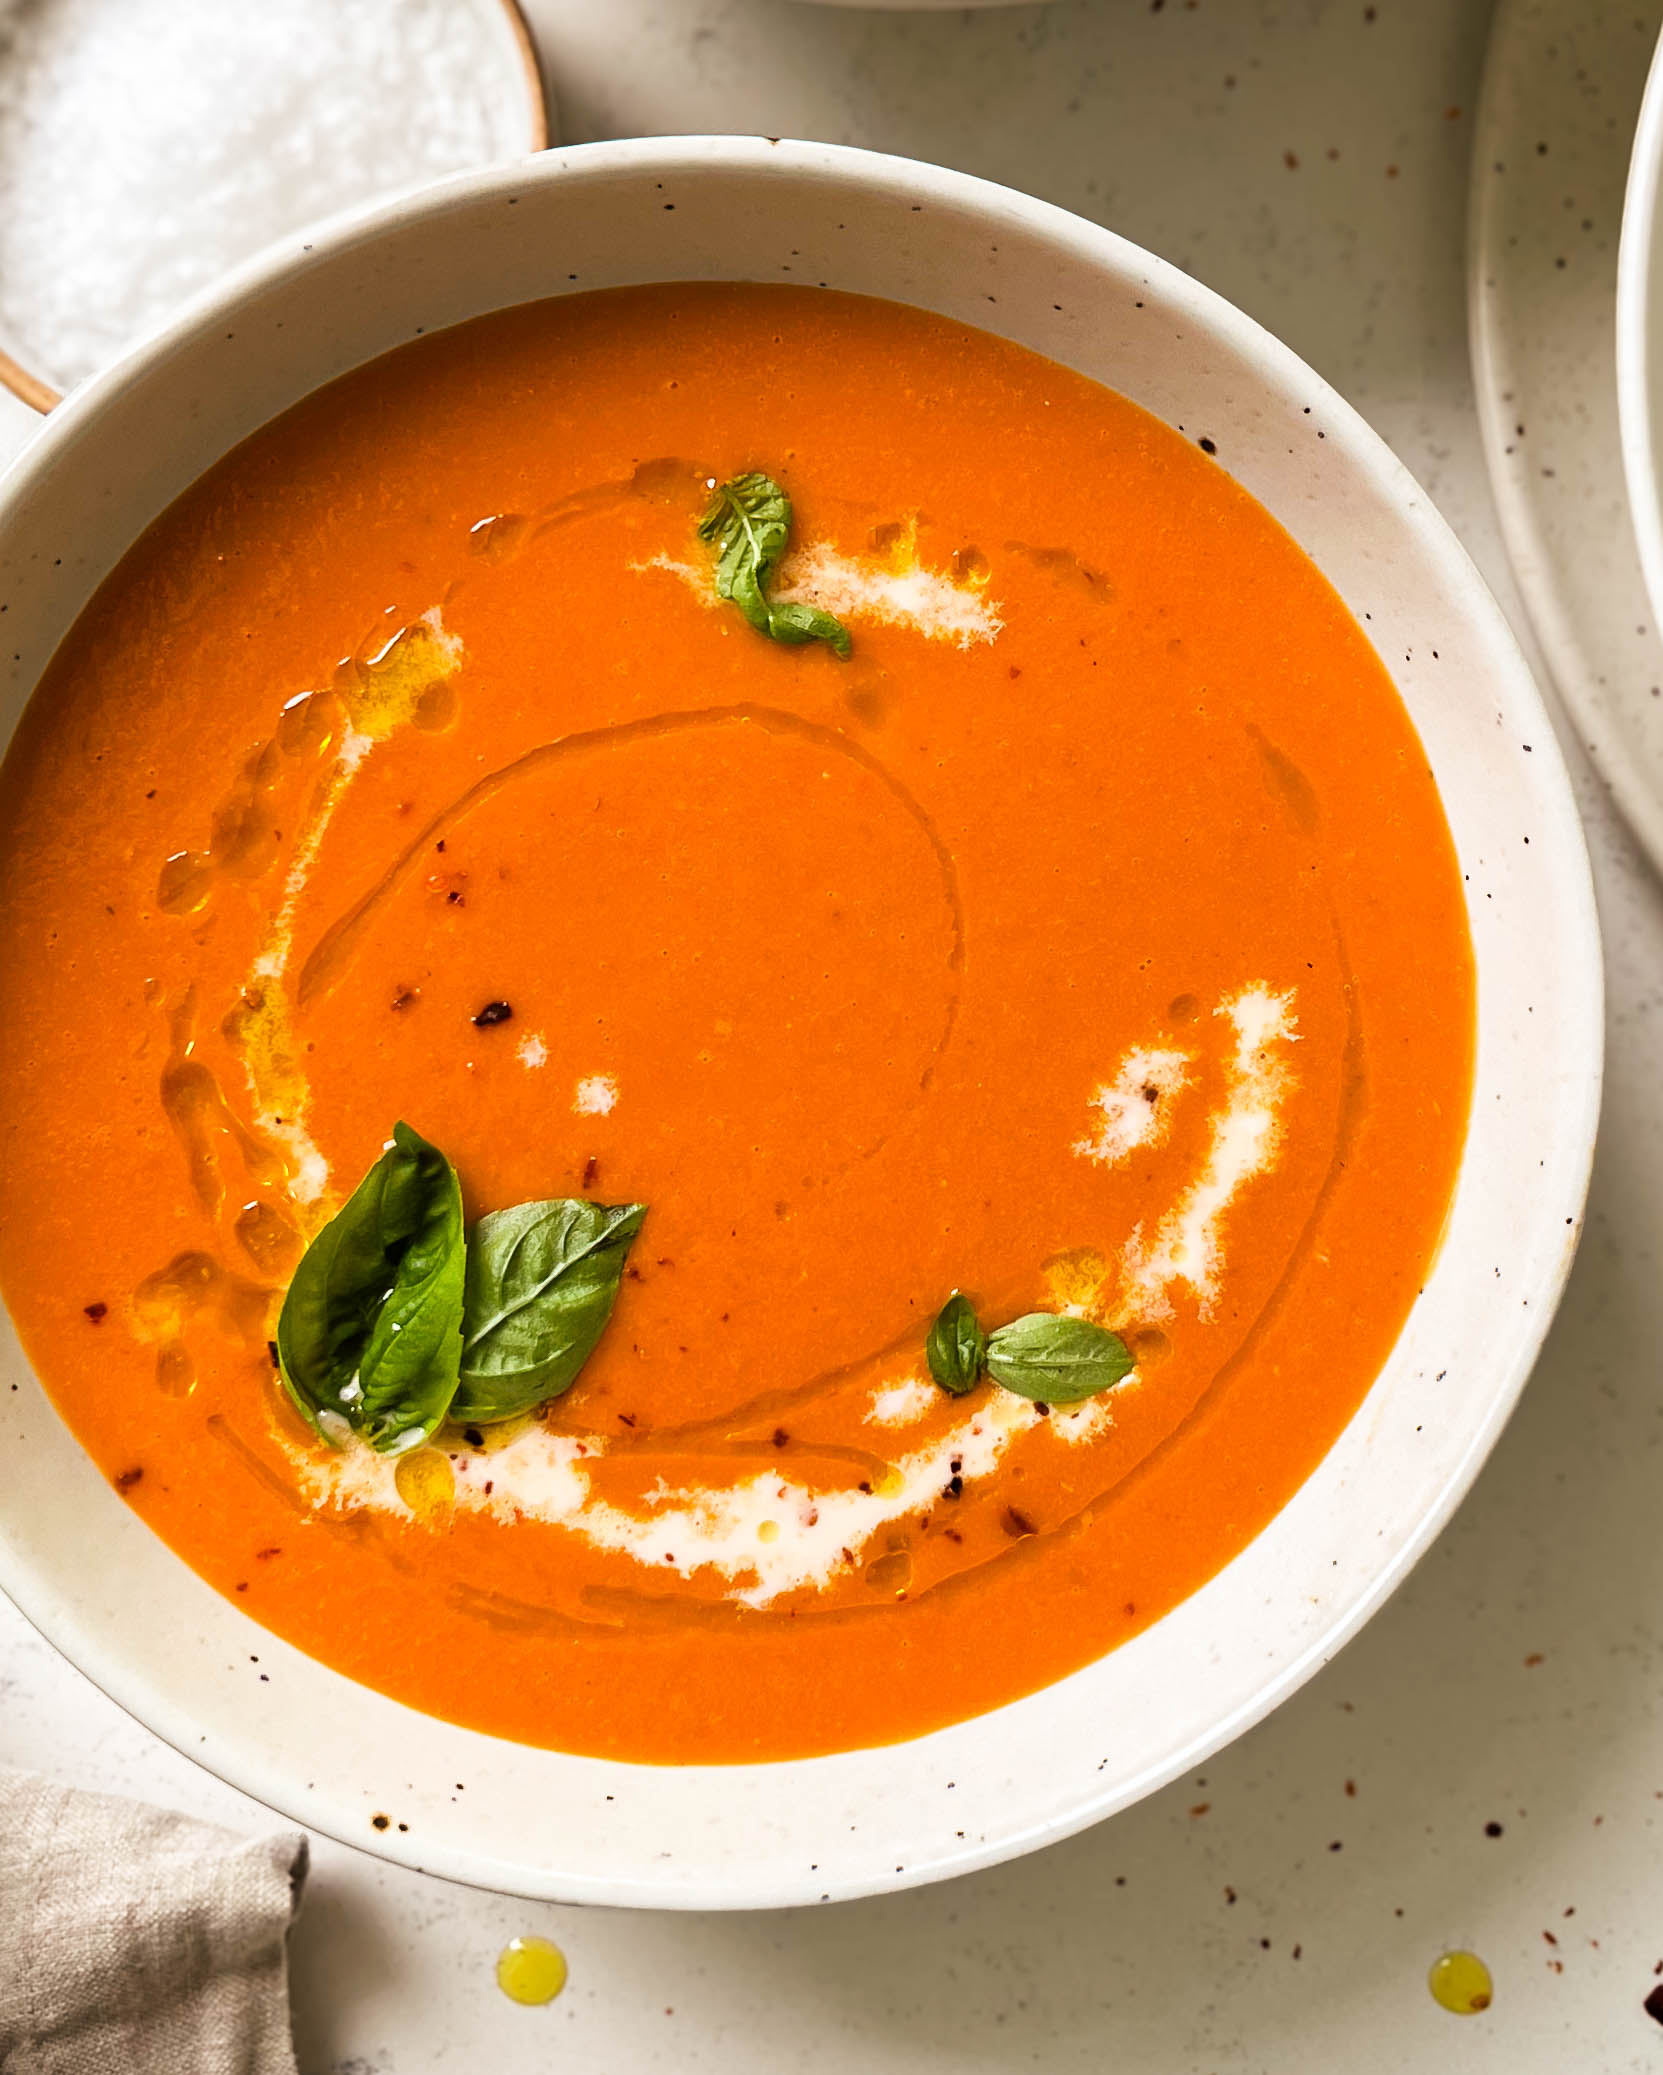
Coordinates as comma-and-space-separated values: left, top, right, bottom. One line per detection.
0, 137, 1601, 1907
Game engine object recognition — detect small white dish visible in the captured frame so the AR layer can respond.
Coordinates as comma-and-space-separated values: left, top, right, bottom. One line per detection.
0, 136, 1601, 1907
0, 0, 547, 409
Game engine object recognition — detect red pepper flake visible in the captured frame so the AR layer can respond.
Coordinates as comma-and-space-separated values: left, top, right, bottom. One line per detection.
1284, 150, 1299, 170
772, 1428, 790, 1448
1543, 1930, 1558, 1946
390, 986, 420, 1012
113, 1466, 143, 1493
472, 1000, 513, 1027
1344, 1779, 1357, 1797
267, 1340, 280, 1371
1189, 1803, 1210, 1818
1001, 1506, 1037, 1537
1525, 1652, 1544, 1667
463, 1426, 485, 1448
1224, 1886, 1237, 1904
617, 1411, 637, 1428
82, 1301, 107, 1323
255, 1545, 282, 1561
582, 1156, 599, 1188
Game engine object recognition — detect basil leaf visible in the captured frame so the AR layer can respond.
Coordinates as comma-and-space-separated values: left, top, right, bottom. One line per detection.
984, 1313, 1135, 1405
276, 1120, 465, 1454
926, 1291, 987, 1395
766, 597, 854, 653
696, 471, 852, 659
452, 1198, 647, 1423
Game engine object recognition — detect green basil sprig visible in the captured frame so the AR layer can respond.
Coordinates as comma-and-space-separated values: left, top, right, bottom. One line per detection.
276, 1121, 465, 1455
453, 1198, 646, 1424
923, 1292, 1134, 1406
276, 1124, 646, 1452
697, 472, 852, 659
926, 1290, 987, 1396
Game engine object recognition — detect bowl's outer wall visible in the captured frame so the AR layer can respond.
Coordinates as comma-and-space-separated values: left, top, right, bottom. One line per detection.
0, 139, 1601, 1907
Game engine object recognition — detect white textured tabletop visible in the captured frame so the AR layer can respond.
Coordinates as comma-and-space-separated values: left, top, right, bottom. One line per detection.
4, 0, 1662, 2067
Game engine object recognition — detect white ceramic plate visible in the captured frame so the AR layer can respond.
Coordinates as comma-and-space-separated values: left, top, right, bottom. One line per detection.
0, 136, 1601, 1908
1471, 0, 1663, 875
1619, 21, 1663, 675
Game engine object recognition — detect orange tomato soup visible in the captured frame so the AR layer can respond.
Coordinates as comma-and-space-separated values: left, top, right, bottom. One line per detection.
0, 286, 1473, 1761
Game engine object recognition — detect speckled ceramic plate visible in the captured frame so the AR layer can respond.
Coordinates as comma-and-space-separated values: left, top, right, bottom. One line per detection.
1618, 21, 1663, 661
1471, 0, 1663, 876
0, 137, 1600, 1907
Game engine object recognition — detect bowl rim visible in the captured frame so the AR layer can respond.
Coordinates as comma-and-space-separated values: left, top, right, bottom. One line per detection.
0, 133, 1604, 1908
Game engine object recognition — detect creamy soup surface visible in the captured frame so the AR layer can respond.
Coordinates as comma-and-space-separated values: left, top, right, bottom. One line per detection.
0, 285, 1473, 1762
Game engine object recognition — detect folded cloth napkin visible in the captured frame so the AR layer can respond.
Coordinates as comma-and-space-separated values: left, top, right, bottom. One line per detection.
0, 1766, 308, 2075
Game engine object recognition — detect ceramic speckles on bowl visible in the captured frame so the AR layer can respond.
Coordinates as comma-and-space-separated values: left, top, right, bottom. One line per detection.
0, 137, 1600, 1907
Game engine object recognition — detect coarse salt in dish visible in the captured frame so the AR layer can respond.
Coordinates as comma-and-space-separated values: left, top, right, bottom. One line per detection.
0, 0, 544, 397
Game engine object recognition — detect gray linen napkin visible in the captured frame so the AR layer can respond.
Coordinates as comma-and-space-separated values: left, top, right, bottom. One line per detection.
0, 1767, 308, 2075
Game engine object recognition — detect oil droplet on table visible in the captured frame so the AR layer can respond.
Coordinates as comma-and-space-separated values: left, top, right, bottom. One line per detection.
496, 1935, 568, 2006
1428, 1949, 1493, 2015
